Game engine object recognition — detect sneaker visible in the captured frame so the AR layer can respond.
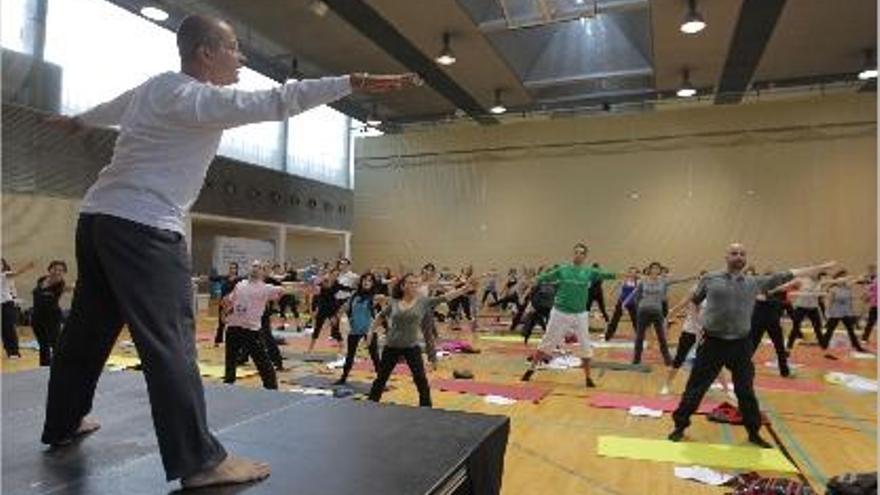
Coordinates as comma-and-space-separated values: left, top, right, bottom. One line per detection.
748, 434, 773, 449
521, 369, 534, 382
586, 378, 596, 388
333, 378, 346, 386
659, 385, 670, 395
668, 428, 685, 442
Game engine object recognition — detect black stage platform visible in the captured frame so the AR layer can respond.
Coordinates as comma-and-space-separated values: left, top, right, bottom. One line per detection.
2, 369, 509, 494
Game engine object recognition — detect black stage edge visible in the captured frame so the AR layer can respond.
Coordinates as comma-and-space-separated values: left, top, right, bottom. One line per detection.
2, 369, 509, 494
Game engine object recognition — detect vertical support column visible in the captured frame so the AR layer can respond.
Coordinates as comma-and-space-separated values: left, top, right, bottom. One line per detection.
343, 231, 352, 260
277, 225, 287, 264
184, 214, 193, 255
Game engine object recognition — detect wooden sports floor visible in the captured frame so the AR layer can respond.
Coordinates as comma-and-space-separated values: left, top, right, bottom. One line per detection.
3, 306, 876, 494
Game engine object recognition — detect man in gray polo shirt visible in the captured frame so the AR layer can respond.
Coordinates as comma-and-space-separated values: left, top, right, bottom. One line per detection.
668, 243, 835, 448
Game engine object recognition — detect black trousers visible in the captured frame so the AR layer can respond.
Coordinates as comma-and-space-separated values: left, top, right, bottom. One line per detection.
671, 332, 698, 369
787, 307, 827, 349
750, 308, 789, 375
481, 288, 498, 306
224, 326, 277, 389
633, 307, 672, 365
278, 294, 299, 319
521, 306, 551, 344
586, 289, 609, 321
32, 307, 61, 366
312, 312, 343, 342
448, 295, 472, 321
864, 307, 877, 342
368, 346, 432, 407
826, 317, 866, 352
213, 304, 226, 344
340, 333, 380, 381
673, 336, 762, 434
2, 301, 20, 357
604, 300, 637, 341
42, 214, 225, 481
509, 300, 529, 330
259, 311, 283, 369
490, 293, 520, 311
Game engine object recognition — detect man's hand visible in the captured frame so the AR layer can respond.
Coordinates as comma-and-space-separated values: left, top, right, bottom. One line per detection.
350, 73, 423, 94
45, 115, 84, 135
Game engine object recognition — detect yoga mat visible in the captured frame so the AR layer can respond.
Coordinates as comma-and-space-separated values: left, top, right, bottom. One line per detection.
285, 352, 339, 363
105, 355, 141, 369
591, 361, 653, 373
352, 360, 411, 376
487, 346, 532, 356
198, 363, 258, 379
590, 393, 720, 414
591, 340, 635, 349
597, 436, 797, 472
296, 374, 373, 395
432, 378, 550, 403
755, 376, 823, 393
478, 334, 527, 343
608, 350, 666, 364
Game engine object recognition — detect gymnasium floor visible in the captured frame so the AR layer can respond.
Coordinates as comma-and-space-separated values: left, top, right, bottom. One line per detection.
2, 307, 875, 494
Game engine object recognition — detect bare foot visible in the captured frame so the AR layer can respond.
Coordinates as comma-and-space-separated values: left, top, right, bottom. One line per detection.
52, 417, 101, 447
181, 454, 270, 489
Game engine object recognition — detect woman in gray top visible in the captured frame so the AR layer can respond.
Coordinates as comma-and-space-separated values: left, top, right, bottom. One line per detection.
367, 273, 475, 407
825, 270, 869, 353
623, 262, 696, 365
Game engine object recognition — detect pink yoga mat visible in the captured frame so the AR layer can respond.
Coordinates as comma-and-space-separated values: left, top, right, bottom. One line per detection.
755, 376, 823, 393
432, 379, 550, 403
590, 393, 720, 414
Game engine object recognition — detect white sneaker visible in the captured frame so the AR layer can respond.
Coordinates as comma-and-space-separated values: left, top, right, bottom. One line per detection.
659, 385, 670, 395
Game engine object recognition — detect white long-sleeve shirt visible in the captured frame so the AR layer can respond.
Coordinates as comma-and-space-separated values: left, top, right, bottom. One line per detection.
78, 71, 352, 233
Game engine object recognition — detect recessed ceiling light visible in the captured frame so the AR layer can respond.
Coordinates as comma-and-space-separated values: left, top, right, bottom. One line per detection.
140, 6, 169, 22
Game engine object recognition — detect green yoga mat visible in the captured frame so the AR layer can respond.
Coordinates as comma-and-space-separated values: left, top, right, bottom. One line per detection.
591, 361, 652, 373
597, 436, 797, 472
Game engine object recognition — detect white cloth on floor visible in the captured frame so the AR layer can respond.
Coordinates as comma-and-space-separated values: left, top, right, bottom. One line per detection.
628, 406, 663, 418
325, 358, 347, 369
673, 466, 734, 486
484, 395, 517, 405
539, 354, 583, 370
764, 360, 803, 369
18, 340, 40, 350
824, 372, 878, 392
436, 350, 453, 359
288, 387, 333, 396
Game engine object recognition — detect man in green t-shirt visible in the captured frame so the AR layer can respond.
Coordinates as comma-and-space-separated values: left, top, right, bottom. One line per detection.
522, 243, 618, 388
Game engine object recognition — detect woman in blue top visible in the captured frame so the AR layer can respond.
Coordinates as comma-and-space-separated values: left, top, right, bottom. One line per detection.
335, 274, 383, 385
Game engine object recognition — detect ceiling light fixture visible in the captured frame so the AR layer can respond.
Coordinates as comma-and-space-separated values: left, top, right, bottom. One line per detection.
680, 0, 706, 34
676, 68, 697, 98
490, 89, 507, 114
858, 48, 877, 80
366, 104, 382, 127
435, 32, 457, 66
308, 0, 329, 17
140, 6, 169, 22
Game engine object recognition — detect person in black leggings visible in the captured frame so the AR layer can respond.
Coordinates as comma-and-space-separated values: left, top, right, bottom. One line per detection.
259, 262, 285, 370
1, 258, 35, 358
31, 261, 72, 366
749, 274, 791, 377
307, 269, 346, 353
490, 269, 520, 311
335, 274, 381, 385
586, 262, 610, 322
785, 275, 829, 351
211, 262, 241, 345
858, 266, 876, 343
368, 274, 474, 407
520, 268, 556, 344
824, 270, 869, 353
604, 267, 640, 341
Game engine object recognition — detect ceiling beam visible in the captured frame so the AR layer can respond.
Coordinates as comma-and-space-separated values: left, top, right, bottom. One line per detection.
322, 0, 498, 125
714, 0, 787, 105
523, 67, 653, 89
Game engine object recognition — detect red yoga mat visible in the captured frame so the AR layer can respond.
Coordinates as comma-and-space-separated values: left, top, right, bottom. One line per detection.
755, 376, 823, 393
432, 378, 550, 403
589, 392, 720, 414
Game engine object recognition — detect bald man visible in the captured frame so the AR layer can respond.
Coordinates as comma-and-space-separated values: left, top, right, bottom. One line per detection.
668, 244, 835, 448
42, 14, 420, 489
